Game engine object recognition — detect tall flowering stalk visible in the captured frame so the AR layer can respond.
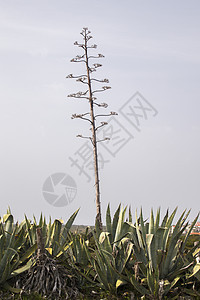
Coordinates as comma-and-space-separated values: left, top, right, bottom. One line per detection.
67, 27, 117, 229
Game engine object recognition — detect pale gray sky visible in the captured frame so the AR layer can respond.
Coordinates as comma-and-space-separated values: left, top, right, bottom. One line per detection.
0, 0, 200, 224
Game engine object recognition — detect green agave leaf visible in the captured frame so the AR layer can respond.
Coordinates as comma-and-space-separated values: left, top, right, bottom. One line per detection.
107, 282, 116, 293
154, 208, 160, 232
76, 235, 82, 261
7, 207, 11, 215
148, 209, 154, 234
24, 215, 37, 246
149, 234, 158, 271
56, 240, 73, 258
94, 245, 106, 269
170, 210, 187, 239
72, 263, 97, 285
3, 213, 13, 224
146, 234, 153, 250
189, 263, 200, 280
83, 241, 93, 266
11, 257, 34, 276
168, 242, 181, 272
51, 219, 62, 242
127, 222, 140, 250
170, 261, 194, 280
0, 248, 16, 281
181, 214, 199, 252
120, 243, 133, 273
162, 207, 177, 250
157, 249, 165, 268
12, 228, 26, 251
0, 234, 6, 261
60, 209, 79, 246
4, 215, 14, 248
114, 207, 131, 247
80, 238, 90, 265
94, 238, 117, 288
181, 209, 191, 227
94, 260, 108, 289
106, 204, 112, 239
6, 226, 18, 250
0, 222, 4, 236
133, 245, 148, 269
33, 215, 37, 225
46, 220, 54, 247
149, 227, 167, 271
135, 210, 144, 249
126, 269, 150, 295
99, 232, 112, 254
0, 260, 11, 284
111, 204, 121, 241
165, 207, 177, 227
72, 235, 89, 265
20, 243, 37, 264
41, 217, 47, 242
17, 219, 26, 232
72, 234, 78, 260
156, 227, 167, 250
161, 209, 169, 228
93, 230, 104, 259
162, 225, 188, 278
163, 276, 181, 295
147, 267, 155, 294
182, 288, 200, 297
94, 231, 113, 269
3, 282, 21, 293
139, 208, 148, 251
0, 246, 21, 283
106, 261, 117, 287
99, 231, 109, 244
128, 206, 132, 223
50, 219, 62, 255
39, 212, 43, 228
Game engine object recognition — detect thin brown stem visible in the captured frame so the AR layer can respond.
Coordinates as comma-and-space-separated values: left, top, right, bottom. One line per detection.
83, 29, 102, 229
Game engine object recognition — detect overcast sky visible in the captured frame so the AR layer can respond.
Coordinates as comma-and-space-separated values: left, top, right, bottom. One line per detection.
0, 0, 200, 225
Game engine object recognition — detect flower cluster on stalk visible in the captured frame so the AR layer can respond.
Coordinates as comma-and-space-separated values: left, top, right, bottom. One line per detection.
67, 27, 118, 143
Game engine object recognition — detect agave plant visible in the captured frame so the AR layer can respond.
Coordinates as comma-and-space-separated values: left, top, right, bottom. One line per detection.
87, 205, 133, 294
64, 230, 97, 292
24, 209, 79, 258
67, 232, 91, 266
125, 207, 200, 299
15, 209, 80, 299
0, 209, 36, 292
92, 232, 132, 293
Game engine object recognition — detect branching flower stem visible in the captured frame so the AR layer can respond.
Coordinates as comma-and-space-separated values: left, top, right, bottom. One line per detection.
67, 28, 117, 229
83, 30, 102, 229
